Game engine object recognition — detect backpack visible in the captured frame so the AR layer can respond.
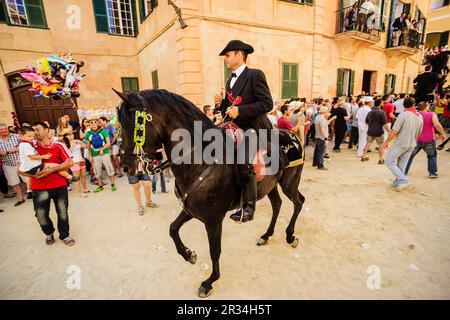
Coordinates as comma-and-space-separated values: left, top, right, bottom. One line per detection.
89, 130, 105, 150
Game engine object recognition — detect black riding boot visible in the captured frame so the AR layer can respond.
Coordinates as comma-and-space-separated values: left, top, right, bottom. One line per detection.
230, 174, 257, 223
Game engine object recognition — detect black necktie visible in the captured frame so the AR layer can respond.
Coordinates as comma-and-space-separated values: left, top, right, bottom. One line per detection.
231, 73, 237, 78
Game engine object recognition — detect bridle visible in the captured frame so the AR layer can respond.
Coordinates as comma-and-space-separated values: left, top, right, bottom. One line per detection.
131, 109, 172, 175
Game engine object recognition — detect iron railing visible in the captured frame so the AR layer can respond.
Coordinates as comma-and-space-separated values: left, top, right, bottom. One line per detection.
388, 28, 422, 49
336, 5, 382, 38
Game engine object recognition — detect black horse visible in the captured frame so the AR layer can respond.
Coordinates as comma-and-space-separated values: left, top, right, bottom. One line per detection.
117, 89, 305, 297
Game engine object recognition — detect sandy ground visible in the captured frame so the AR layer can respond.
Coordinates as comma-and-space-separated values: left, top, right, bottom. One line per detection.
0, 144, 449, 300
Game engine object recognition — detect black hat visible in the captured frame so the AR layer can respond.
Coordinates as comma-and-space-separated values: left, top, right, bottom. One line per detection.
219, 40, 254, 56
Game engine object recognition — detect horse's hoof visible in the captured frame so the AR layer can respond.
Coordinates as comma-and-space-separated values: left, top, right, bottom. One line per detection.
256, 238, 268, 246
290, 237, 299, 248
198, 285, 213, 298
188, 251, 197, 264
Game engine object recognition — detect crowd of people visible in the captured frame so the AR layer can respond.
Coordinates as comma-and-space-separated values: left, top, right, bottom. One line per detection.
260, 92, 449, 188
0, 114, 172, 244
422, 45, 449, 66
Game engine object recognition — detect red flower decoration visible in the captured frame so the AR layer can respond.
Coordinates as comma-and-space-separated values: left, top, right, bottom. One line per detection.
227, 91, 242, 106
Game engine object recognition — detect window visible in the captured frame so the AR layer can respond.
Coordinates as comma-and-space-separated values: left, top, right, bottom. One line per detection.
384, 74, 396, 94
93, 0, 138, 36
151, 70, 159, 89
281, 63, 298, 99
431, 0, 450, 9
280, 0, 313, 4
139, 0, 157, 22
1, 0, 47, 28
106, 0, 134, 36
121, 77, 140, 93
337, 68, 355, 97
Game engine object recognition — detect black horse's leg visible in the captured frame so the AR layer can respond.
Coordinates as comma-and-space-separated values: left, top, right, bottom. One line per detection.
169, 210, 197, 264
257, 186, 282, 246
280, 169, 305, 248
198, 221, 222, 298
282, 189, 305, 248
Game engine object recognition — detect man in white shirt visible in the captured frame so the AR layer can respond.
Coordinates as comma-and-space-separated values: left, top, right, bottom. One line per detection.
356, 97, 373, 157
393, 93, 406, 116
356, 0, 374, 32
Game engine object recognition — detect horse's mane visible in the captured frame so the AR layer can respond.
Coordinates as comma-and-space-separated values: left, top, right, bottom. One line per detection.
119, 89, 217, 131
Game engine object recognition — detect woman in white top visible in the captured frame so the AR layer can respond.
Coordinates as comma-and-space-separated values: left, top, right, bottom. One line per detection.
63, 131, 89, 197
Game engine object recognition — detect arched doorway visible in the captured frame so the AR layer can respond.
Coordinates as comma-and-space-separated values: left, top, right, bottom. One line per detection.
6, 72, 79, 128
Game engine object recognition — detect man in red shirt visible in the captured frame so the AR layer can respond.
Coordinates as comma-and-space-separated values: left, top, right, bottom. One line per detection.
382, 94, 396, 126
19, 122, 75, 246
277, 103, 302, 133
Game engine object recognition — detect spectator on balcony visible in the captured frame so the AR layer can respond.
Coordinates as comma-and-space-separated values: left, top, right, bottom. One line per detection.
392, 12, 407, 47
366, 4, 379, 35
356, 0, 374, 33
414, 19, 423, 47
345, 2, 359, 31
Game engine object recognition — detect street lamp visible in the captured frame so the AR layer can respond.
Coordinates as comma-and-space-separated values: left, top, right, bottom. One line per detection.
168, 0, 187, 29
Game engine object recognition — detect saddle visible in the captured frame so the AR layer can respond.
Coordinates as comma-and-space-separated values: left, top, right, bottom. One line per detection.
218, 122, 303, 182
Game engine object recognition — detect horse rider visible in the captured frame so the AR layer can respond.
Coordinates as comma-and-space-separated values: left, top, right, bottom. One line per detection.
214, 40, 273, 223
413, 65, 441, 105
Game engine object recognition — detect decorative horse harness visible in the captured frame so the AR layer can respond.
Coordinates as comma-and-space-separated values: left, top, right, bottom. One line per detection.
131, 109, 215, 215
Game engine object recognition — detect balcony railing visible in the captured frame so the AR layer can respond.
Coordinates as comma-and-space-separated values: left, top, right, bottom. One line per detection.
388, 28, 422, 49
336, 5, 382, 38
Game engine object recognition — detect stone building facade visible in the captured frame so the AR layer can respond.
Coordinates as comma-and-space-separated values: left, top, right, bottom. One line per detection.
0, 0, 431, 125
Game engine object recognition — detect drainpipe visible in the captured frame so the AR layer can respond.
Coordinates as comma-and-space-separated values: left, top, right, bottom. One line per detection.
401, 57, 407, 92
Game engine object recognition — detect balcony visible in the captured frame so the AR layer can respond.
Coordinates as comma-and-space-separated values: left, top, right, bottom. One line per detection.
334, 6, 382, 44
385, 29, 422, 66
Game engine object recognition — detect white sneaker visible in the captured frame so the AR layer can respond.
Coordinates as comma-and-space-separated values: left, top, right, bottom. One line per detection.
137, 206, 145, 216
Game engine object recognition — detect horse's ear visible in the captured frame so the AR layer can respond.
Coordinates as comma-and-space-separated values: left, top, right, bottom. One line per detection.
112, 88, 129, 103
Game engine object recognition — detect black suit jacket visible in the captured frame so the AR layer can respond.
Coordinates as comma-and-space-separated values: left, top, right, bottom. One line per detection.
218, 67, 273, 131
393, 17, 406, 31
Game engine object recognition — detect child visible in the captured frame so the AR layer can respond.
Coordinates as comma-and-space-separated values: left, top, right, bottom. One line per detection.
18, 127, 79, 182
63, 131, 89, 197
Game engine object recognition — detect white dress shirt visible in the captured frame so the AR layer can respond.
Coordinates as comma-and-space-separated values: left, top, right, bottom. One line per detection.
230, 64, 247, 89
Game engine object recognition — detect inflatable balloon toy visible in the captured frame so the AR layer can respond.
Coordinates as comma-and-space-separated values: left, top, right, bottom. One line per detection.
19, 53, 85, 100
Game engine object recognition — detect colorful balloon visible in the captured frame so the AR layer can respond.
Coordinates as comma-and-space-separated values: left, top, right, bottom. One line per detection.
20, 53, 85, 100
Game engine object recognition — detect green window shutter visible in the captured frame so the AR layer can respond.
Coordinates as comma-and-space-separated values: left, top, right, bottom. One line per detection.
303, 0, 313, 4
392, 75, 396, 94
337, 68, 344, 97
151, 0, 158, 9
421, 18, 426, 43
151, 70, 159, 89
25, 0, 47, 28
92, 0, 108, 33
282, 63, 298, 99
0, 0, 7, 23
131, 0, 138, 36
290, 64, 298, 98
281, 63, 290, 99
384, 74, 389, 94
131, 78, 139, 92
403, 3, 411, 14
439, 31, 449, 47
349, 70, 355, 96
122, 78, 131, 93
381, 0, 388, 32
139, 0, 146, 22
